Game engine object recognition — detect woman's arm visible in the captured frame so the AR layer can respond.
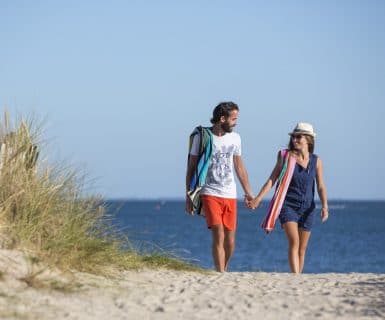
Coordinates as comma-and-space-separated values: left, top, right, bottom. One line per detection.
316, 157, 329, 222
249, 153, 283, 209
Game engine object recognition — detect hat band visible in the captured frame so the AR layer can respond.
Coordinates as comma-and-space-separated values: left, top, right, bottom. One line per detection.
293, 129, 313, 135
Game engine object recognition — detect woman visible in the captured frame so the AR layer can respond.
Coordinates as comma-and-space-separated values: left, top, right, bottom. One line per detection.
249, 122, 329, 273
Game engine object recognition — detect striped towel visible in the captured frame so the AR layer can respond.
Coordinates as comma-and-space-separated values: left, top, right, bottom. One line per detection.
261, 149, 296, 234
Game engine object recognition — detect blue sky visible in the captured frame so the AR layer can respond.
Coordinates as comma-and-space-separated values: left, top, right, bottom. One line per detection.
1, 1, 384, 199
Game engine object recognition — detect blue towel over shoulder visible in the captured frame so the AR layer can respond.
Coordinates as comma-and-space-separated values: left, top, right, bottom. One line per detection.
187, 126, 213, 215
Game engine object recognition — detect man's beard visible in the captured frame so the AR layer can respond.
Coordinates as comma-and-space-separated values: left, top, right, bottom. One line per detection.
221, 122, 233, 133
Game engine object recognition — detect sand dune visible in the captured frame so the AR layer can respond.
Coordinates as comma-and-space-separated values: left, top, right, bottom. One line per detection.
0, 249, 384, 319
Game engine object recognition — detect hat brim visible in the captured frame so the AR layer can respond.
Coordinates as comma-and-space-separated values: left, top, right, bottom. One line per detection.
288, 132, 316, 138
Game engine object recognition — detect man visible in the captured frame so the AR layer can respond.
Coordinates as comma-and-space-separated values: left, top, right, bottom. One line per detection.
185, 102, 254, 272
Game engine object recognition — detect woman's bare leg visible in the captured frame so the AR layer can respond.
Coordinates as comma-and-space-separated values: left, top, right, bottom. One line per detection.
283, 222, 300, 273
298, 228, 311, 273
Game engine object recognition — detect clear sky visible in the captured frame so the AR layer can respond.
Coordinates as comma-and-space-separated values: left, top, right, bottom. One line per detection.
1, 1, 384, 200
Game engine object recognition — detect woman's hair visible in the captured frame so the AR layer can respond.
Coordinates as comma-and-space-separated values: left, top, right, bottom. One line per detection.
288, 135, 315, 153
210, 102, 239, 124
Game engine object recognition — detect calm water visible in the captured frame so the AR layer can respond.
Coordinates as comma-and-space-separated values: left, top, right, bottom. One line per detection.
108, 200, 385, 273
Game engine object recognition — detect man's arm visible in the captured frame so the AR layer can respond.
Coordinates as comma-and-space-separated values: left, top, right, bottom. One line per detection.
185, 155, 198, 214
233, 155, 253, 200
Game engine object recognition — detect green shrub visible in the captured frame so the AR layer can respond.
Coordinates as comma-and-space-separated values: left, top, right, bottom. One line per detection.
0, 112, 198, 274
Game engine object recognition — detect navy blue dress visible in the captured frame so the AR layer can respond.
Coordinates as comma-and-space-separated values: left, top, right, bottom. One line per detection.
279, 153, 318, 231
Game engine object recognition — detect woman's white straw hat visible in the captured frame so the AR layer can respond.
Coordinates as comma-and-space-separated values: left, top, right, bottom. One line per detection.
288, 122, 316, 138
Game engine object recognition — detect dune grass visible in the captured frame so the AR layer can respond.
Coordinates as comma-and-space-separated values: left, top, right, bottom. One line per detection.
0, 112, 199, 274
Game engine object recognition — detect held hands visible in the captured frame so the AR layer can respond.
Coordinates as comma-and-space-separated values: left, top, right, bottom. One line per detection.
243, 194, 253, 209
321, 207, 329, 222
244, 195, 261, 210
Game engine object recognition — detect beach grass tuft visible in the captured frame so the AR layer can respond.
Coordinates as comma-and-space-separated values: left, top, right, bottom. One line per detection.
0, 111, 198, 274
140, 254, 203, 271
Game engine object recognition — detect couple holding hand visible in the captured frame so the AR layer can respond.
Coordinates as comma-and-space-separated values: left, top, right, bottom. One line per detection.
185, 102, 328, 273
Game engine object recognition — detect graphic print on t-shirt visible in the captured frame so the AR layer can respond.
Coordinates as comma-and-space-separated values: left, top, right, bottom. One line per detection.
206, 144, 235, 187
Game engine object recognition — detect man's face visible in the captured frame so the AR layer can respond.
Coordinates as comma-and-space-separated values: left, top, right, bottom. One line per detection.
221, 110, 238, 133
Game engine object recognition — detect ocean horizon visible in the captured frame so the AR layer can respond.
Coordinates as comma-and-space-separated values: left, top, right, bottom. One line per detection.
107, 200, 385, 273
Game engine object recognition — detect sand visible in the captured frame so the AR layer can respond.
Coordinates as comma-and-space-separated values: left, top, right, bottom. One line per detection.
0, 249, 384, 320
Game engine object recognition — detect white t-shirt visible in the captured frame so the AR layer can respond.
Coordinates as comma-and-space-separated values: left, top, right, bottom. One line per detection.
190, 131, 241, 199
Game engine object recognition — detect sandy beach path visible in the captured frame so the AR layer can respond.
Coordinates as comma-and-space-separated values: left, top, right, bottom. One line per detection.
1, 271, 384, 319
0, 250, 384, 319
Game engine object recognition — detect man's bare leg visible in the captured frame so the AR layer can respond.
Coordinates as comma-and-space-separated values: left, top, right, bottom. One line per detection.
211, 225, 225, 272
224, 228, 235, 271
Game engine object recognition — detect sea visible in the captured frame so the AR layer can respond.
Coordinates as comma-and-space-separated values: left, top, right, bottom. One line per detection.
107, 200, 385, 273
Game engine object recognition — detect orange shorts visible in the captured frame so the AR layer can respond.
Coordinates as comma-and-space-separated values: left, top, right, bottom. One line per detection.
201, 195, 237, 231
